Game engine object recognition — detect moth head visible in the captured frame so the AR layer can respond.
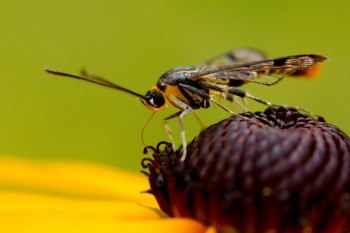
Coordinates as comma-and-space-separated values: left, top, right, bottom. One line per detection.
140, 87, 166, 112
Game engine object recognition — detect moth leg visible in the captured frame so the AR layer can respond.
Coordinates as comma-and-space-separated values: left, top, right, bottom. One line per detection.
192, 111, 206, 130
178, 83, 261, 123
209, 94, 265, 126
184, 82, 247, 114
179, 83, 235, 115
179, 82, 268, 127
225, 93, 249, 112
247, 93, 313, 115
163, 111, 181, 151
209, 98, 235, 114
164, 105, 193, 162
179, 83, 266, 128
180, 83, 267, 126
178, 108, 192, 162
229, 88, 313, 115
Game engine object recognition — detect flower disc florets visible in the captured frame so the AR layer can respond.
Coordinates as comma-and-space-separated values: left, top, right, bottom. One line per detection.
142, 108, 350, 233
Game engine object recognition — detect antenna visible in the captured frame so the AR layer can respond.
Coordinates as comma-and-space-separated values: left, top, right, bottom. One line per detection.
45, 68, 146, 99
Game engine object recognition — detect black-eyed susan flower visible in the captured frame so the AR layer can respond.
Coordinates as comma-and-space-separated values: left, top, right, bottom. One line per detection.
143, 108, 350, 233
1, 108, 349, 233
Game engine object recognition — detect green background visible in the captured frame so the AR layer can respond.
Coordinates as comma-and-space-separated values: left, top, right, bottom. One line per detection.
1, 1, 349, 172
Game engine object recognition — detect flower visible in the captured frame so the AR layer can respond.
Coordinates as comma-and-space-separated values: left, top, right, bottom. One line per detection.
143, 108, 350, 233
2, 108, 350, 233
0, 157, 208, 233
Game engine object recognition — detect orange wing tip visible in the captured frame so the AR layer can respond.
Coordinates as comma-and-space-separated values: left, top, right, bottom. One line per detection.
292, 64, 324, 79
305, 63, 324, 78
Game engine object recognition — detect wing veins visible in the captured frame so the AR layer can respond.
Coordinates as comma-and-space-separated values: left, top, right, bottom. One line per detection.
187, 54, 326, 80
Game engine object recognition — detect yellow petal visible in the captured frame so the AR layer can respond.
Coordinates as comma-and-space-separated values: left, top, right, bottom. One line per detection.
0, 157, 207, 233
0, 191, 206, 233
0, 156, 150, 201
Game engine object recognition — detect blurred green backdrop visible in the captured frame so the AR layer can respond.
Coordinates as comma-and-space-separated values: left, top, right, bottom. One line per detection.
1, 1, 349, 172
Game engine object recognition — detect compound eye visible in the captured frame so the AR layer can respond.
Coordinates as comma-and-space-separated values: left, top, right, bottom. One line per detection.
151, 92, 165, 108
143, 90, 165, 109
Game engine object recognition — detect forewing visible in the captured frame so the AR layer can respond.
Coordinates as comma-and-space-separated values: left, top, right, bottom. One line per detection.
190, 54, 327, 86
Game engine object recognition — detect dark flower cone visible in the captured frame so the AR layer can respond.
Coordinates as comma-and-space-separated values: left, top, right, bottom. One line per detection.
142, 108, 350, 233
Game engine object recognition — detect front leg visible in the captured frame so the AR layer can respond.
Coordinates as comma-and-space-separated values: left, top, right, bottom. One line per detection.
177, 108, 192, 162
163, 111, 182, 152
164, 101, 193, 162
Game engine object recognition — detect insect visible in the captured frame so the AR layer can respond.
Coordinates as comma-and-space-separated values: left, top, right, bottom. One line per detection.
45, 48, 327, 162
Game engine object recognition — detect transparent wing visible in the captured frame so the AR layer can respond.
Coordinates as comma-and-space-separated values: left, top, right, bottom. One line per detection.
200, 48, 267, 68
